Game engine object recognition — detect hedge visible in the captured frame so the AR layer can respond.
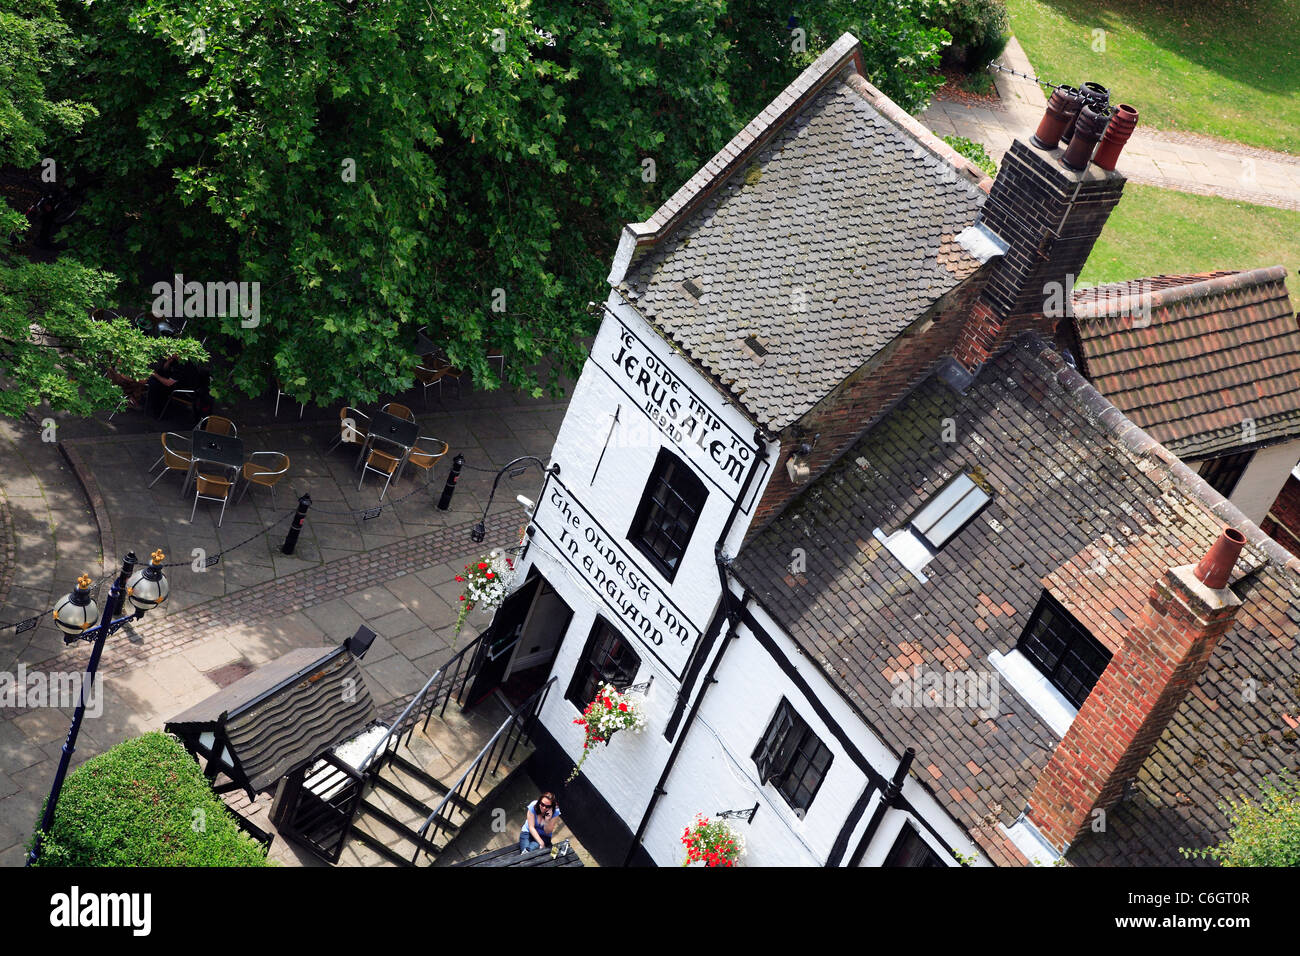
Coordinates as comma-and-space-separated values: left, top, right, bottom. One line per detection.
30, 731, 271, 866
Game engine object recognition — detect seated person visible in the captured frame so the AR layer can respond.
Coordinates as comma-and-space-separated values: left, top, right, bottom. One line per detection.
146, 353, 181, 418
520, 791, 561, 852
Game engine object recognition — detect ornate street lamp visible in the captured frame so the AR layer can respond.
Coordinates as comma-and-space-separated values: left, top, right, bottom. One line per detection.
470, 457, 557, 544
28, 550, 171, 865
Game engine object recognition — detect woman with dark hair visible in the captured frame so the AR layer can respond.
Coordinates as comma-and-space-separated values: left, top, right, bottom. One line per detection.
520, 791, 561, 852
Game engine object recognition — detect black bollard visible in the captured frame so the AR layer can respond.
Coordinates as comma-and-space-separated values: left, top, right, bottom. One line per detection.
282, 494, 312, 555
437, 454, 464, 511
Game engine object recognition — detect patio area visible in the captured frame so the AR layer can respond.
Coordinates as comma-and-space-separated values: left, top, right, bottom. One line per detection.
0, 372, 575, 865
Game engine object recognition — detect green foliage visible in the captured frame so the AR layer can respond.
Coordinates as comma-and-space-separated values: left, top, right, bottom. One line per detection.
30, 731, 271, 866
1180, 772, 1300, 867
943, 135, 997, 177
959, 70, 996, 97
1080, 184, 1300, 315
38, 1, 948, 409
928, 0, 1009, 70
0, 0, 207, 417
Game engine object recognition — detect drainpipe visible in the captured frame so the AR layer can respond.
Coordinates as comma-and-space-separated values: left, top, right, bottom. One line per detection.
848, 747, 915, 867
665, 427, 771, 739
622, 576, 747, 866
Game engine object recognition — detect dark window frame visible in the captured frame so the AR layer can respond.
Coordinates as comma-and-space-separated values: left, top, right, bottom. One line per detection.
1198, 450, 1254, 499
751, 698, 834, 814
565, 617, 641, 712
882, 823, 946, 867
627, 447, 708, 582
1016, 591, 1113, 709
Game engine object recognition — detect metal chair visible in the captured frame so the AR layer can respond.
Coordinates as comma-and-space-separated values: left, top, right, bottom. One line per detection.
401, 436, 450, 483
485, 344, 505, 378
381, 402, 415, 422
327, 406, 370, 456
431, 356, 464, 400
190, 471, 233, 526
238, 452, 290, 508
413, 362, 446, 409
160, 388, 196, 420
358, 440, 404, 500
148, 432, 193, 494
274, 381, 304, 419
197, 415, 237, 436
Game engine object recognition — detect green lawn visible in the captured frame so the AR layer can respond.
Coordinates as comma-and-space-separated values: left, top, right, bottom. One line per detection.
1081, 184, 1300, 311
1006, 0, 1300, 154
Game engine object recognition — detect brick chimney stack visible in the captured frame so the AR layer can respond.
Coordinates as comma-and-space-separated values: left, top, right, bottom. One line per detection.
953, 137, 1127, 369
1027, 528, 1247, 853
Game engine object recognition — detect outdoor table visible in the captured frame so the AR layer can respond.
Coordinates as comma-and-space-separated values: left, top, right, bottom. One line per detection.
188, 431, 245, 494
360, 408, 416, 455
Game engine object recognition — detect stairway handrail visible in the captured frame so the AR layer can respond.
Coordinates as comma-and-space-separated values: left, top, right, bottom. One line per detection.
415, 677, 556, 847
358, 632, 485, 774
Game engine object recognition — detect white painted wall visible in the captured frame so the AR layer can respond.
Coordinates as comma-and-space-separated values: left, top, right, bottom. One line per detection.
640, 615, 867, 866
513, 291, 779, 838
636, 599, 989, 866
1227, 437, 1300, 524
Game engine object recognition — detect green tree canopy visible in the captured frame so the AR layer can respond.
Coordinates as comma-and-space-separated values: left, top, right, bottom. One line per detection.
42, 0, 946, 409
0, 0, 206, 417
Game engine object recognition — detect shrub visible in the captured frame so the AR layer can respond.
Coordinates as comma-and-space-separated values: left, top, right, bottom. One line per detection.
960, 71, 997, 97
1181, 772, 1300, 867
929, 0, 1011, 71
943, 135, 998, 178
30, 731, 271, 866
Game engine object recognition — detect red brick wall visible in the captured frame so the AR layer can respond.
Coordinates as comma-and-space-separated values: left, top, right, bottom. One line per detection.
1027, 567, 1242, 850
745, 269, 991, 540
1262, 475, 1300, 559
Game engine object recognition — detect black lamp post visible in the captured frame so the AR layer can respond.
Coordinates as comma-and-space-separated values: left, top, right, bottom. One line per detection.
470, 457, 557, 544
27, 549, 170, 866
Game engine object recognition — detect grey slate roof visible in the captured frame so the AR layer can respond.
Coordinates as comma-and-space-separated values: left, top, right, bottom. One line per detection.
167, 645, 376, 793
730, 333, 1300, 864
619, 77, 986, 431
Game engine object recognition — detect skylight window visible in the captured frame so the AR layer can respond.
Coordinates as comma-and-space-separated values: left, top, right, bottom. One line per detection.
910, 473, 990, 549
873, 473, 992, 581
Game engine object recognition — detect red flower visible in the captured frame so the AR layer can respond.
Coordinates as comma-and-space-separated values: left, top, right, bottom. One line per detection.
459, 595, 466, 601
477, 562, 488, 570
619, 703, 628, 712
485, 571, 494, 579
455, 575, 464, 582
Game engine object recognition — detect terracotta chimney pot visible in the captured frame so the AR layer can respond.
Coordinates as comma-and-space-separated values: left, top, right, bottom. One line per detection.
1194, 527, 1248, 590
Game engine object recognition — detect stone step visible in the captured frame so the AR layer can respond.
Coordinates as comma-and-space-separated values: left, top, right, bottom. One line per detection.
352, 797, 443, 858
346, 818, 417, 867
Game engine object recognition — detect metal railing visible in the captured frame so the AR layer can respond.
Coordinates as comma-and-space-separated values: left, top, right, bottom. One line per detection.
358, 632, 485, 774
413, 676, 556, 861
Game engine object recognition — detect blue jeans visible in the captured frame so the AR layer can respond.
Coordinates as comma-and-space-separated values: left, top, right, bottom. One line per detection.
520, 832, 550, 853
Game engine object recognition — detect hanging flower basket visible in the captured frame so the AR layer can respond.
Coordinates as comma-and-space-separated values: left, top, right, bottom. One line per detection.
567, 683, 646, 782
681, 814, 744, 867
453, 551, 516, 638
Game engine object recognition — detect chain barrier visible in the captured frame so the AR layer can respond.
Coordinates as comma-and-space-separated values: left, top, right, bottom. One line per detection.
984, 60, 1061, 91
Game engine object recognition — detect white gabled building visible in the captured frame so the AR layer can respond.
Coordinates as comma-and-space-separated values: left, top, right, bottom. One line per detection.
473, 34, 1300, 867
